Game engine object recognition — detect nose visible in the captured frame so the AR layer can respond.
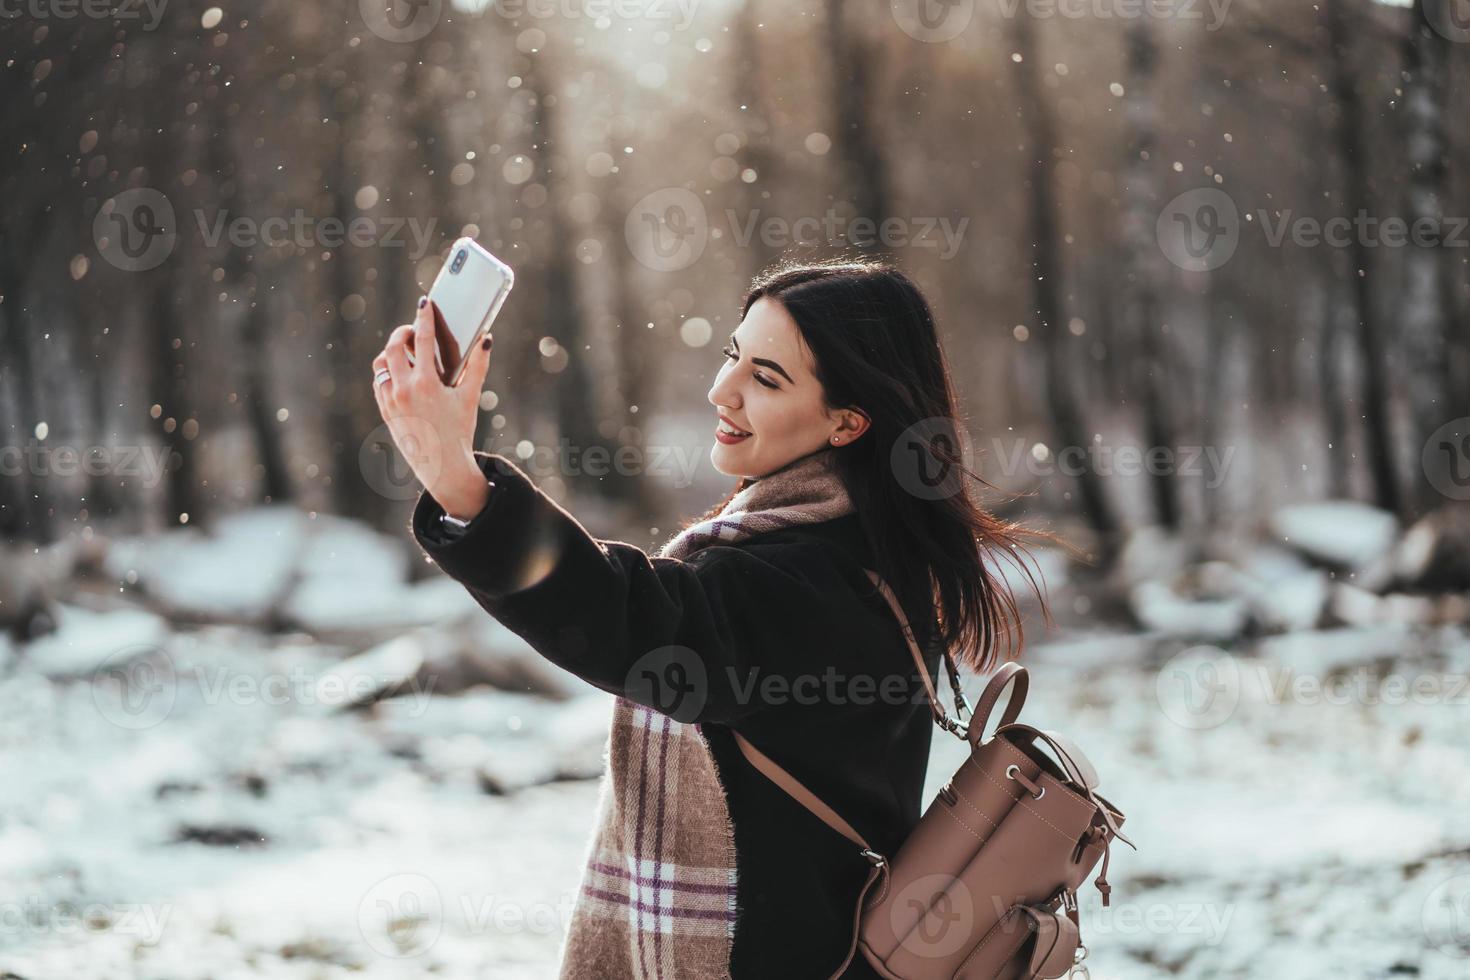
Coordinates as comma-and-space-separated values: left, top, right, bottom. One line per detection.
707, 371, 740, 412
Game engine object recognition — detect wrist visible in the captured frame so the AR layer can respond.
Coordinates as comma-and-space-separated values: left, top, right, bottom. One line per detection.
432, 453, 492, 522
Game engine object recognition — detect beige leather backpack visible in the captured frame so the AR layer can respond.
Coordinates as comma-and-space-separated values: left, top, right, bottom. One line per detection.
733, 570, 1134, 980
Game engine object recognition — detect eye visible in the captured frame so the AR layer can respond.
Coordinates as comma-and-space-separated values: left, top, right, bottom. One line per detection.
721, 343, 780, 390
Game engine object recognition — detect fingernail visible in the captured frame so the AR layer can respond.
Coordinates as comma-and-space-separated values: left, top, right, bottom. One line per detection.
417, 296, 427, 309
482, 336, 491, 351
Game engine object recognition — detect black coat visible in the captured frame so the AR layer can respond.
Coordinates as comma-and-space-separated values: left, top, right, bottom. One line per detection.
410, 451, 942, 979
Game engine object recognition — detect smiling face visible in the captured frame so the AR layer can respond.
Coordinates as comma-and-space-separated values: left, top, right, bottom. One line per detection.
706, 296, 870, 479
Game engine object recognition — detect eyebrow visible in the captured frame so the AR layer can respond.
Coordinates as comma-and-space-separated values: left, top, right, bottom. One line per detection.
729, 333, 795, 385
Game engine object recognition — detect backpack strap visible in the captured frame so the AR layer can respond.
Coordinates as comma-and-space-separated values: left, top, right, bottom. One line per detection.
728, 568, 967, 979
861, 568, 973, 738
730, 729, 888, 980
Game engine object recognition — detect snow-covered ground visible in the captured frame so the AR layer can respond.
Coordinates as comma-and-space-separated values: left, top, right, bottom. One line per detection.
2, 504, 1467, 978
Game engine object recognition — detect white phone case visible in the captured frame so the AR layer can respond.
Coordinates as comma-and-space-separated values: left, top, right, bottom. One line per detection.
416, 237, 514, 385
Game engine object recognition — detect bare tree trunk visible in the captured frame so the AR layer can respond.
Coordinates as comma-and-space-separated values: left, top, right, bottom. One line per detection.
317, 39, 376, 523
825, 0, 890, 228
1010, 11, 1118, 541
734, 0, 782, 271
1400, 0, 1455, 517
607, 170, 663, 517
138, 70, 200, 527
524, 54, 612, 499
1325, 0, 1399, 513
1118, 22, 1180, 529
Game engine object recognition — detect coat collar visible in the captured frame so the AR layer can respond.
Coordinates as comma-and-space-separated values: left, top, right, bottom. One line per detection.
740, 511, 873, 569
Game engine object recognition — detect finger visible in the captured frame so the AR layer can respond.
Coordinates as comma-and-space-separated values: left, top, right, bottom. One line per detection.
385, 323, 413, 397
432, 302, 462, 378
459, 329, 494, 394
372, 370, 390, 417
412, 297, 436, 382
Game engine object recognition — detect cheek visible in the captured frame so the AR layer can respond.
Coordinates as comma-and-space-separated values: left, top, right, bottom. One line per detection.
747, 392, 824, 439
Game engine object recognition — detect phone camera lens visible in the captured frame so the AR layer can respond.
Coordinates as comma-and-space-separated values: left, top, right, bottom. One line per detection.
451, 249, 468, 274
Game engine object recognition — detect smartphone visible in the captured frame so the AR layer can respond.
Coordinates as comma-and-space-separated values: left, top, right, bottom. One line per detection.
413, 237, 514, 387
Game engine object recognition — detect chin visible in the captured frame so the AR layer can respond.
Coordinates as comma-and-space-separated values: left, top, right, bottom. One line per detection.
710, 442, 756, 479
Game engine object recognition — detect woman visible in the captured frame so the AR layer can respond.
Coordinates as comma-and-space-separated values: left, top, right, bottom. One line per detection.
371, 258, 1049, 979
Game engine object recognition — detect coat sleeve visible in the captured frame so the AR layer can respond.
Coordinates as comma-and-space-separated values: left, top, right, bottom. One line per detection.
408, 451, 848, 726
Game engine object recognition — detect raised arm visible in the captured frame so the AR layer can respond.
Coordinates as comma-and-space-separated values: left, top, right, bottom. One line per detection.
408, 451, 844, 726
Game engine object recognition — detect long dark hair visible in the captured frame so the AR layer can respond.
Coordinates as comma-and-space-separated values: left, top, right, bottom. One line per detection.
692, 257, 1061, 674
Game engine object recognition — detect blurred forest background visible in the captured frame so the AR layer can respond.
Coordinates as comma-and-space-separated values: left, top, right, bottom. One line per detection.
3, 0, 1466, 550
3, 1, 1470, 978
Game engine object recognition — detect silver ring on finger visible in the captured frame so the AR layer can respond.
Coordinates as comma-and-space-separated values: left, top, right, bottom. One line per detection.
374, 367, 392, 387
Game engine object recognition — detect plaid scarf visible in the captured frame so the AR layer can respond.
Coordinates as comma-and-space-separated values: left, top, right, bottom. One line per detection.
557, 447, 855, 980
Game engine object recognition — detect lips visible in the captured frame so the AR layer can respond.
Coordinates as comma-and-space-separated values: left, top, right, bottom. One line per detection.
716, 415, 752, 443
717, 415, 751, 437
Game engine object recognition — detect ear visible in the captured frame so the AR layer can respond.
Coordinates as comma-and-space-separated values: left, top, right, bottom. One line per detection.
831, 408, 871, 443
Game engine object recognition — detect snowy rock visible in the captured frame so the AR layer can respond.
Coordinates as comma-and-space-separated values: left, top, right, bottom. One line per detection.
1393, 507, 1470, 593
1328, 583, 1444, 628
307, 634, 429, 712
1114, 525, 1193, 590
292, 514, 410, 588
413, 615, 600, 700
1227, 544, 1330, 633
0, 537, 79, 638
1269, 501, 1398, 573
280, 575, 480, 639
1250, 570, 1330, 633
1128, 581, 1250, 639
368, 687, 610, 794
103, 506, 311, 623
369, 687, 550, 744
20, 604, 171, 678
1254, 624, 1415, 675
